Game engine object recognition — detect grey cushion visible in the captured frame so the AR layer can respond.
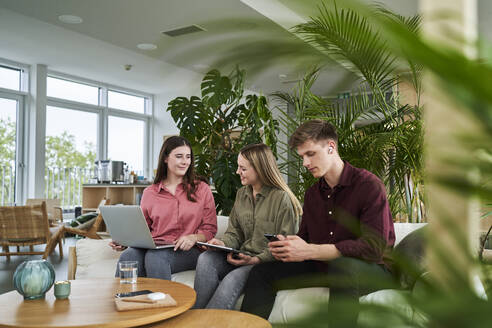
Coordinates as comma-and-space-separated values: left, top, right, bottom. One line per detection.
392, 226, 427, 289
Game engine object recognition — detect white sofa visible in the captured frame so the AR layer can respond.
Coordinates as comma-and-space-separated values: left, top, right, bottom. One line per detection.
68, 217, 427, 323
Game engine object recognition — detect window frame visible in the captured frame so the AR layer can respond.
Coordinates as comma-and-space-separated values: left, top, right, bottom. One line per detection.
47, 75, 101, 106
107, 89, 148, 115
0, 58, 29, 205
0, 57, 29, 92
47, 70, 153, 177
0, 60, 153, 206
0, 90, 27, 205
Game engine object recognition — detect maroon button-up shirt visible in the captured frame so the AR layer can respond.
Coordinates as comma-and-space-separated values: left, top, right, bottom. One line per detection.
298, 161, 395, 269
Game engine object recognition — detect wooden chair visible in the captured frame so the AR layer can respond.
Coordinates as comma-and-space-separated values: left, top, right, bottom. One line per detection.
26, 198, 66, 244
62, 198, 110, 240
26, 198, 64, 226
0, 202, 64, 260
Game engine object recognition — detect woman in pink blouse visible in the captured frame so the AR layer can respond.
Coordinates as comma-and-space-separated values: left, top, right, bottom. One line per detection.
110, 136, 217, 280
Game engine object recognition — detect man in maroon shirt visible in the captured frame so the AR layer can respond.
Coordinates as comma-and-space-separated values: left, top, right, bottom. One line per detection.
241, 120, 396, 327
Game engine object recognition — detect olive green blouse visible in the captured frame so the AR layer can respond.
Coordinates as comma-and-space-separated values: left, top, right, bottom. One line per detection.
221, 185, 299, 262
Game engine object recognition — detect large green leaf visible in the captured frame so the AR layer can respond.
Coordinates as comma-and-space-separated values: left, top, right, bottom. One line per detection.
167, 96, 210, 143
212, 151, 241, 215
201, 69, 234, 109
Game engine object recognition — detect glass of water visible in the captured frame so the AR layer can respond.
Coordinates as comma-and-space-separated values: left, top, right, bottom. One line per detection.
119, 261, 138, 284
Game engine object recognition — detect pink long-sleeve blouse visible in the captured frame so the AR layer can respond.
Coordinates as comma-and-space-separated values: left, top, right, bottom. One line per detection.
140, 180, 217, 243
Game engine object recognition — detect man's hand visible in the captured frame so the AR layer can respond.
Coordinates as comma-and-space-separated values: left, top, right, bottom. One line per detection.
270, 235, 342, 262
269, 235, 313, 262
109, 240, 127, 252
174, 234, 198, 251
226, 253, 260, 266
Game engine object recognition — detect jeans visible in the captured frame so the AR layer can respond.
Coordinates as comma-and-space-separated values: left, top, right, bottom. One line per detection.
193, 250, 254, 309
240, 257, 394, 327
115, 247, 201, 280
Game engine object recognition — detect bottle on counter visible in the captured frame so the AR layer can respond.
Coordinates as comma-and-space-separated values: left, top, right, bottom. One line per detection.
123, 165, 130, 184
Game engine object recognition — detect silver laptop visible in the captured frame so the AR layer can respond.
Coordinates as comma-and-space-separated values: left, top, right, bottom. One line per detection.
99, 205, 174, 249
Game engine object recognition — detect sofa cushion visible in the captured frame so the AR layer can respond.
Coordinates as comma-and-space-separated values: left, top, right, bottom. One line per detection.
268, 287, 330, 323
75, 238, 120, 279
216, 216, 228, 239
171, 270, 195, 288
393, 223, 427, 246
392, 225, 427, 289
359, 289, 414, 326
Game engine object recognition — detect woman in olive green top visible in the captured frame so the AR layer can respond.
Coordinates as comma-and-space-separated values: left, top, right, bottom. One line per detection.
193, 143, 302, 309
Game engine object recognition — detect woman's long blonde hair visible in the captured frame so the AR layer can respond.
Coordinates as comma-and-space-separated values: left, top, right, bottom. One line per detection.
240, 143, 303, 218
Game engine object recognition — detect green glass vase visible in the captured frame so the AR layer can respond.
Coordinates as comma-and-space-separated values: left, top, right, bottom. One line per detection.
13, 260, 55, 300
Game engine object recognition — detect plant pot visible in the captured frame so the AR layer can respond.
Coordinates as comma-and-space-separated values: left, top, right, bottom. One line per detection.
13, 259, 55, 300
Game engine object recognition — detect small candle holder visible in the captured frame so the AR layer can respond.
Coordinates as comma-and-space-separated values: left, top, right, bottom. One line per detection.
54, 280, 71, 300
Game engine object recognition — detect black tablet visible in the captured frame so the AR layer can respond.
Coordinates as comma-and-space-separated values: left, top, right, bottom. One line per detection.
196, 241, 247, 255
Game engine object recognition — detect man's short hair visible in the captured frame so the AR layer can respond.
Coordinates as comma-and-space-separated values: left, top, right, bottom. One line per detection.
288, 119, 338, 149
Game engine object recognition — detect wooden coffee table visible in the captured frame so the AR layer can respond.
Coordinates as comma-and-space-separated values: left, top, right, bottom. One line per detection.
144, 309, 271, 328
0, 278, 195, 328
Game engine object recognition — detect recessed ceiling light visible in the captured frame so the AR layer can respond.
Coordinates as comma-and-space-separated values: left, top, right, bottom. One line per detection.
58, 15, 83, 24
137, 43, 157, 50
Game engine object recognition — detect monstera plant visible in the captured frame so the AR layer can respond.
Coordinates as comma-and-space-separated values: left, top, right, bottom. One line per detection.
167, 67, 278, 214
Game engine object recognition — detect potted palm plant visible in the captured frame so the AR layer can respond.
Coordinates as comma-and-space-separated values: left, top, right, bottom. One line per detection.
272, 3, 424, 222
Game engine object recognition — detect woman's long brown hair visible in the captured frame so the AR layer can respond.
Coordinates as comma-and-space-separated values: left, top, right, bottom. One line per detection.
154, 136, 198, 202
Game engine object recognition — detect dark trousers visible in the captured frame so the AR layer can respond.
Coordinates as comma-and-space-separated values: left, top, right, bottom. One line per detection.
240, 257, 394, 327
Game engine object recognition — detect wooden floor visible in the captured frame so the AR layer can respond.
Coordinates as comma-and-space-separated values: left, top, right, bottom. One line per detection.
0, 237, 78, 294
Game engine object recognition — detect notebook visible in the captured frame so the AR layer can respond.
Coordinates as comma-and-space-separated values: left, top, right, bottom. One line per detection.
99, 205, 174, 249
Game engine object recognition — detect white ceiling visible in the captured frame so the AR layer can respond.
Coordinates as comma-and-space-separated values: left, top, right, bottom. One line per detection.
0, 0, 490, 96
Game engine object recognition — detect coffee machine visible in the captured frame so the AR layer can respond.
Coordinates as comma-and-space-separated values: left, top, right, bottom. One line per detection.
111, 161, 125, 182
94, 160, 126, 183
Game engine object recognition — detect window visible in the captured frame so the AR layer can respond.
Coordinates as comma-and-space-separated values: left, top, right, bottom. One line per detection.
108, 116, 145, 173
45, 106, 98, 206
0, 61, 153, 208
108, 90, 146, 114
0, 98, 18, 205
47, 77, 99, 105
0, 66, 21, 91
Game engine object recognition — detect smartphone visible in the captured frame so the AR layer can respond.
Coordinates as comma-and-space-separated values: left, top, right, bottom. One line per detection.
115, 289, 153, 298
264, 233, 279, 242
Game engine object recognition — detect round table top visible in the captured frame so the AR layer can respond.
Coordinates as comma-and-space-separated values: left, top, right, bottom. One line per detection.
147, 309, 272, 328
0, 278, 196, 328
